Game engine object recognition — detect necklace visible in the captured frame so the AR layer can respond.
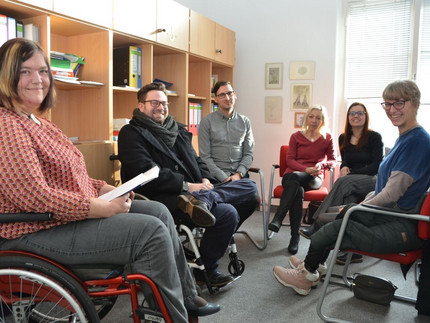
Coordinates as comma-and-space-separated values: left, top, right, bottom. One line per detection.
20, 111, 41, 125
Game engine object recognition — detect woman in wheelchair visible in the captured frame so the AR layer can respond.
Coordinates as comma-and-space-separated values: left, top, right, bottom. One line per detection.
272, 80, 430, 296
0, 38, 220, 322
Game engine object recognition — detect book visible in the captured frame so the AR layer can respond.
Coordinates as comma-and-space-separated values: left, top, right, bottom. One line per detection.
0, 14, 7, 46
137, 47, 142, 88
16, 20, 24, 38
23, 23, 39, 42
7, 17, 16, 40
113, 46, 138, 88
99, 165, 160, 201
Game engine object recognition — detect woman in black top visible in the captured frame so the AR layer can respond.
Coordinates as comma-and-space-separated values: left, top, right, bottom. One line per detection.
299, 102, 384, 245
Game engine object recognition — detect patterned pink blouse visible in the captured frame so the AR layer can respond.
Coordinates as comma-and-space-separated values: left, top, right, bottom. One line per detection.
0, 108, 106, 239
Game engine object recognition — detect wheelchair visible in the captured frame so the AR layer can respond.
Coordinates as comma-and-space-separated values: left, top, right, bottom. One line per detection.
0, 213, 198, 323
177, 220, 245, 295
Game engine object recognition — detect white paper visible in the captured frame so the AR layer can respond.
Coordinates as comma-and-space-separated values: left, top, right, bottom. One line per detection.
99, 166, 159, 201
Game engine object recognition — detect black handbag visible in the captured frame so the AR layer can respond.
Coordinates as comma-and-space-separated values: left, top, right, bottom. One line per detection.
351, 273, 398, 305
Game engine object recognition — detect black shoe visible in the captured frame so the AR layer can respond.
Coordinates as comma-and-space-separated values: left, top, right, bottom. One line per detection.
287, 235, 300, 255
299, 225, 316, 240
177, 194, 216, 227
185, 296, 221, 317
194, 269, 234, 288
336, 252, 363, 265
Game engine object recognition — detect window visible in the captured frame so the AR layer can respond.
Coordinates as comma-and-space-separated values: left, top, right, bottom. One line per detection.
345, 0, 429, 149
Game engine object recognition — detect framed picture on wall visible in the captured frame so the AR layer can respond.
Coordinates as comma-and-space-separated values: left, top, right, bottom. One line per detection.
291, 83, 312, 110
294, 112, 305, 128
290, 61, 315, 80
264, 96, 283, 123
265, 63, 283, 89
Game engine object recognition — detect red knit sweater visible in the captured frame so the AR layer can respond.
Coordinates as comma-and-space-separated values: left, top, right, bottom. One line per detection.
284, 131, 336, 178
0, 108, 105, 239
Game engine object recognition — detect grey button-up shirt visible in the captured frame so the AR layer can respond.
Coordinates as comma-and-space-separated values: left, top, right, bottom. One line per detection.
198, 109, 254, 182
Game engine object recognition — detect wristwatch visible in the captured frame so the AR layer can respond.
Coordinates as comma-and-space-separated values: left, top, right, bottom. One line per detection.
238, 171, 244, 178
182, 181, 189, 192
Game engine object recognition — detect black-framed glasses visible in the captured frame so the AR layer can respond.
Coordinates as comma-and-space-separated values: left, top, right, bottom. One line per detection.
216, 91, 235, 99
380, 100, 408, 111
349, 111, 366, 117
144, 100, 170, 108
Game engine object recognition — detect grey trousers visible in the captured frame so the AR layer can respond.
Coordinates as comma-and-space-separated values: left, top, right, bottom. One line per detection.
0, 200, 194, 323
312, 174, 377, 220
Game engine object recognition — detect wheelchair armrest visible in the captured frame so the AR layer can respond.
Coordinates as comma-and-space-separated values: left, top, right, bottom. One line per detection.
0, 213, 52, 223
248, 167, 260, 173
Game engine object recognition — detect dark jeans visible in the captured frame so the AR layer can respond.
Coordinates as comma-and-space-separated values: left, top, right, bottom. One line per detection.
154, 178, 259, 272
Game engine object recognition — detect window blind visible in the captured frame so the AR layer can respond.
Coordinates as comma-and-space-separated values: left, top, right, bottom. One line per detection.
346, 0, 412, 99
417, 0, 430, 103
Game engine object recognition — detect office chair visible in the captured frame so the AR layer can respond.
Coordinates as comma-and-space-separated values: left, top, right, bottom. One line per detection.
267, 145, 334, 237
316, 194, 430, 322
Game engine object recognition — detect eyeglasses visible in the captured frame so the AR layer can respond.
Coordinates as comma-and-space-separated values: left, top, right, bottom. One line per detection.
349, 111, 366, 117
216, 91, 235, 99
144, 100, 170, 108
380, 100, 408, 111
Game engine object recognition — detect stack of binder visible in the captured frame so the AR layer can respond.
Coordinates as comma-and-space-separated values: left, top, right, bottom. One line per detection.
188, 102, 202, 135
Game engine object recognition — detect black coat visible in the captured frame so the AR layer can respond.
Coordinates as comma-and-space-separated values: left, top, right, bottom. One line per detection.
118, 119, 217, 201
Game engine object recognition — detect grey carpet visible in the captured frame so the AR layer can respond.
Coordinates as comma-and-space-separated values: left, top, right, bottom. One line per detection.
101, 211, 429, 322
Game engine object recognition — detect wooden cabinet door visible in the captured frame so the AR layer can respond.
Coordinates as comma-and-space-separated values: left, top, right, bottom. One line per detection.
156, 0, 189, 51
189, 10, 215, 59
15, 0, 53, 10
113, 0, 156, 41
53, 0, 113, 28
215, 23, 235, 66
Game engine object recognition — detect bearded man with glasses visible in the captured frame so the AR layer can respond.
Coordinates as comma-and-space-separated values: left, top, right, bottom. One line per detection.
118, 82, 259, 288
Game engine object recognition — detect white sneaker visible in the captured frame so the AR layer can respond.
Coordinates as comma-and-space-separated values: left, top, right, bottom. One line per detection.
273, 266, 319, 296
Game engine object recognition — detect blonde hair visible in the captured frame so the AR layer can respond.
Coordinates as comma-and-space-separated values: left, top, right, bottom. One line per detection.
301, 105, 329, 136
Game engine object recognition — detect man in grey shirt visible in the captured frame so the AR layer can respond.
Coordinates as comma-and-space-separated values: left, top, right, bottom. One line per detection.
199, 81, 255, 182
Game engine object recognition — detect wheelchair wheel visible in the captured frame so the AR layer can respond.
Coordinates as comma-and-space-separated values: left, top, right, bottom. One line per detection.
0, 255, 100, 322
228, 258, 245, 276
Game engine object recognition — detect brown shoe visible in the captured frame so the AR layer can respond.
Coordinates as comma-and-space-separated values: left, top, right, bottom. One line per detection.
177, 194, 216, 227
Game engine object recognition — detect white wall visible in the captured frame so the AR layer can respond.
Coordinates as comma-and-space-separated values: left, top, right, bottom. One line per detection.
176, 0, 344, 194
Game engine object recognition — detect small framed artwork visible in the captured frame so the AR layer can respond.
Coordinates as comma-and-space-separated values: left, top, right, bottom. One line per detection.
265, 63, 283, 89
264, 96, 282, 124
291, 83, 312, 110
290, 61, 315, 80
294, 112, 305, 128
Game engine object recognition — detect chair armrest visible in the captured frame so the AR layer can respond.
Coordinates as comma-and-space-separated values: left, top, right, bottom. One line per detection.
248, 167, 260, 173
346, 204, 430, 223
109, 154, 119, 161
272, 164, 280, 169
0, 213, 52, 223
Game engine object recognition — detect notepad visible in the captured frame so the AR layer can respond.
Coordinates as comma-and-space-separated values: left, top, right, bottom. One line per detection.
99, 166, 159, 201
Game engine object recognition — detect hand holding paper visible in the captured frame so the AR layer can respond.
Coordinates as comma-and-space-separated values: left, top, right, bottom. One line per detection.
99, 166, 159, 201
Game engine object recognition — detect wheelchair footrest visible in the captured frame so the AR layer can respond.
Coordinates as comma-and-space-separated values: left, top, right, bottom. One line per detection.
135, 306, 166, 322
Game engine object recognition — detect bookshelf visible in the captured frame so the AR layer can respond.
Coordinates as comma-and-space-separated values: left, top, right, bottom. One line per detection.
0, 0, 235, 184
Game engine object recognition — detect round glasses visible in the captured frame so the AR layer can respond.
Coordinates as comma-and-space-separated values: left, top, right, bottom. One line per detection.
380, 100, 408, 111
349, 111, 366, 117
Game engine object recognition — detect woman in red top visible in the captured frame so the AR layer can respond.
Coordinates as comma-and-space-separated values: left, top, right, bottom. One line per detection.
269, 105, 336, 254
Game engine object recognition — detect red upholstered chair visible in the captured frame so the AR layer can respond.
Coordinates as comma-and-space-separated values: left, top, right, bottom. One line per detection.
316, 193, 430, 322
267, 145, 334, 236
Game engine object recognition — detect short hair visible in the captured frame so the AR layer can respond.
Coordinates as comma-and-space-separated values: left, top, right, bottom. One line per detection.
212, 81, 232, 95
137, 82, 167, 102
0, 38, 55, 113
341, 102, 371, 152
301, 105, 329, 135
382, 79, 421, 107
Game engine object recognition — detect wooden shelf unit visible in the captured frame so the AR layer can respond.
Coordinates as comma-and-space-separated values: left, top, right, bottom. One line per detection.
1, 0, 235, 184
